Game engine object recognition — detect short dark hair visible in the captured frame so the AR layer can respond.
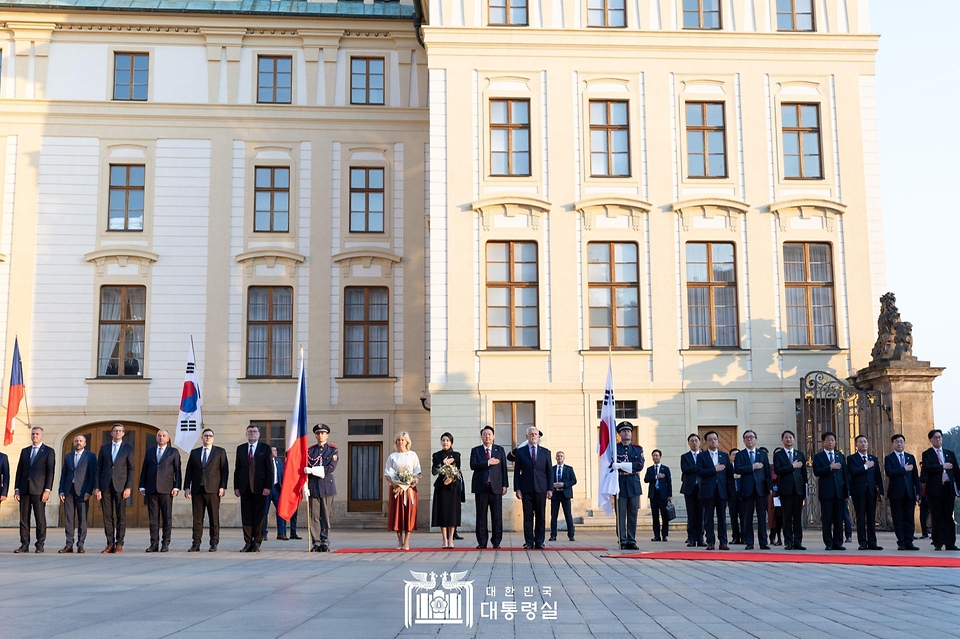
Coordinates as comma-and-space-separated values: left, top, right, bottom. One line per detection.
781, 429, 795, 439
480, 425, 495, 435
703, 431, 719, 441
774, 447, 783, 454
758, 447, 769, 454
247, 424, 260, 432
651, 449, 662, 456
202, 428, 215, 436
687, 433, 700, 442
729, 447, 740, 455
440, 432, 454, 444
821, 431, 836, 442
743, 430, 757, 439
928, 429, 943, 440
854, 435, 867, 444
891, 433, 905, 443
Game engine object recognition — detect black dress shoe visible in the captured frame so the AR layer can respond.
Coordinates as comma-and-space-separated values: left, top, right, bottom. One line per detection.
946, 546, 960, 551
696, 542, 706, 547
868, 545, 883, 551
568, 536, 575, 541
277, 535, 289, 541
311, 545, 321, 552
906, 544, 920, 550
492, 544, 500, 549
858, 544, 868, 550
476, 544, 487, 549
241, 543, 252, 552
534, 542, 544, 549
35, 547, 44, 553
209, 546, 218, 552
686, 542, 696, 547
523, 543, 533, 549
833, 545, 846, 551
453, 533, 464, 540
651, 537, 662, 542
14, 545, 29, 554
160, 546, 169, 553
289, 534, 302, 540
934, 546, 943, 551
706, 544, 715, 551
719, 544, 729, 550
188, 545, 200, 552
58, 545, 73, 554
146, 544, 159, 553
759, 544, 770, 550
77, 545, 84, 553
744, 545, 754, 550
627, 543, 639, 550
548, 536, 557, 541
794, 545, 806, 551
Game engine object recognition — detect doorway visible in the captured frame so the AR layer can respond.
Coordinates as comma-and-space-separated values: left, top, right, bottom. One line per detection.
347, 442, 383, 512
59, 421, 159, 528
698, 426, 738, 455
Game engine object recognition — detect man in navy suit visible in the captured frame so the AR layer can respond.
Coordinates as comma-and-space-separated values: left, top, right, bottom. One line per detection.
139, 429, 182, 552
513, 427, 553, 549
727, 447, 742, 544
235, 424, 273, 552
773, 430, 807, 550
548, 451, 577, 541
614, 422, 645, 550
0, 449, 9, 507
697, 431, 730, 550
264, 446, 299, 541
847, 435, 884, 551
734, 430, 772, 550
184, 428, 229, 552
644, 449, 672, 542
96, 423, 135, 553
680, 433, 703, 547
470, 425, 509, 549
812, 431, 848, 550
921, 429, 960, 551
14, 426, 56, 553
884, 433, 921, 550
58, 434, 98, 553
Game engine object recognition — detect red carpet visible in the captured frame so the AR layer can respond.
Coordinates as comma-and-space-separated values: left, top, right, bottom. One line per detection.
606, 550, 960, 567
333, 546, 608, 554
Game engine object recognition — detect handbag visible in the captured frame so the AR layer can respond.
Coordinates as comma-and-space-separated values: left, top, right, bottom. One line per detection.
665, 501, 677, 521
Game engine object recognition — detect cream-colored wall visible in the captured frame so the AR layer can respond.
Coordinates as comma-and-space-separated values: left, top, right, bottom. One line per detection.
0, 12, 431, 527
425, 23, 883, 526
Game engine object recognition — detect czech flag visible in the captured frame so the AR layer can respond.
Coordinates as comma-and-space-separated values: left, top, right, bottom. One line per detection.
597, 358, 619, 516
279, 353, 308, 520
4, 337, 24, 446
174, 339, 203, 452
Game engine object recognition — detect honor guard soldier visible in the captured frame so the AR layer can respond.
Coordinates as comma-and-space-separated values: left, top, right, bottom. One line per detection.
304, 423, 338, 552
612, 422, 645, 550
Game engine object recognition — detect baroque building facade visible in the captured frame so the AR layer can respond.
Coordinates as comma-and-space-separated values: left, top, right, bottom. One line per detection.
0, 0, 884, 530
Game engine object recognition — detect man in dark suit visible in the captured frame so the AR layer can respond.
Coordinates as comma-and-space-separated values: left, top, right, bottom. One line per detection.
0, 449, 9, 509
921, 429, 960, 551
734, 430, 772, 550
58, 434, 98, 553
548, 451, 577, 541
304, 424, 338, 552
512, 427, 553, 549
614, 422, 644, 550
847, 435, 884, 551
680, 433, 703, 547
234, 424, 273, 552
727, 447, 742, 544
470, 425, 509, 549
14, 426, 56, 553
96, 423, 135, 553
184, 428, 228, 552
884, 433, 921, 550
773, 430, 807, 550
644, 449, 672, 542
697, 431, 730, 550
812, 431, 848, 551
265, 446, 299, 541
139, 429, 182, 552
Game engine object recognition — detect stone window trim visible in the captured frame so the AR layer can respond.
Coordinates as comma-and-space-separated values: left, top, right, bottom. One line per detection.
574, 196, 651, 232
112, 51, 149, 101
768, 198, 846, 233
472, 195, 551, 232
236, 248, 305, 279
671, 198, 749, 233
332, 249, 402, 280
85, 247, 159, 278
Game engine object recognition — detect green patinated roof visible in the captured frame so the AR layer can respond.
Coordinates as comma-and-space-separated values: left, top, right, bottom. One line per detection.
0, 0, 415, 18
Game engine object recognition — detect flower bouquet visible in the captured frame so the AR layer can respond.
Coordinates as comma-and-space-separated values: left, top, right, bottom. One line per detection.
437, 463, 461, 485
388, 466, 418, 504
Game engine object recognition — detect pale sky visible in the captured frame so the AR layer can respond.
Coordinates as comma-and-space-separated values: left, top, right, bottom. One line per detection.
872, 1, 959, 429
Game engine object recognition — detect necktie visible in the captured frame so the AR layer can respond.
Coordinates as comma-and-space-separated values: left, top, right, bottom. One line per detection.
531, 446, 536, 463
749, 449, 755, 464
30, 447, 37, 463
788, 449, 793, 463
557, 466, 561, 482
486, 447, 491, 460
486, 448, 491, 484
76, 452, 81, 466
712, 451, 718, 466
654, 465, 659, 489
112, 443, 119, 462
249, 445, 254, 463
202, 448, 209, 467
862, 454, 867, 465
275, 459, 280, 485
157, 447, 163, 462
938, 449, 948, 483
899, 452, 904, 467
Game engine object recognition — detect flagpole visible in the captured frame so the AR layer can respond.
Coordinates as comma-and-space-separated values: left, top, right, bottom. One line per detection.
299, 344, 312, 553
19, 335, 31, 428
190, 334, 200, 427
608, 347, 619, 549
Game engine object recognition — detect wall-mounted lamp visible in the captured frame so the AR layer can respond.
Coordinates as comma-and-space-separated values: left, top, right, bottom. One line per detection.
419, 390, 431, 412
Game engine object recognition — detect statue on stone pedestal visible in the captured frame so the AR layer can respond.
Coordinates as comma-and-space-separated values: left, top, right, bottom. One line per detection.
870, 292, 915, 364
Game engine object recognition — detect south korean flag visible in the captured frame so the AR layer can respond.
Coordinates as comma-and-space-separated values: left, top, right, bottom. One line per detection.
175, 338, 203, 452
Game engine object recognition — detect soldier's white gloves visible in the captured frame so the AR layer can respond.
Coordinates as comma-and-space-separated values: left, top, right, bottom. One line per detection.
303, 485, 310, 497
317, 466, 325, 479
620, 462, 633, 474
303, 467, 311, 475
612, 462, 622, 471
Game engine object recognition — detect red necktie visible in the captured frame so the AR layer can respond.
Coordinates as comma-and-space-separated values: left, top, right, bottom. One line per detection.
248, 445, 254, 463
532, 446, 536, 463
485, 448, 491, 484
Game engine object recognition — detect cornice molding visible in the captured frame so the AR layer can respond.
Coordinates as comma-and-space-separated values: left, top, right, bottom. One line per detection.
671, 197, 750, 232
574, 196, 652, 231
236, 248, 305, 279
471, 195, 552, 231
332, 248, 401, 279
768, 197, 846, 232
84, 247, 159, 278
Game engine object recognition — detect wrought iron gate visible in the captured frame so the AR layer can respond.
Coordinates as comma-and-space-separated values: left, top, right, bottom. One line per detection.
798, 371, 886, 528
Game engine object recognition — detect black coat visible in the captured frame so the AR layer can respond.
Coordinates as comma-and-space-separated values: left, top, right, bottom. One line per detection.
549, 464, 577, 500
512, 444, 552, 494
139, 446, 182, 495
97, 441, 135, 492
644, 463, 672, 501
921, 447, 960, 497
772, 448, 807, 497
812, 450, 848, 501
184, 446, 229, 494
470, 444, 509, 493
884, 451, 920, 500
234, 442, 272, 494
679, 450, 700, 496
15, 444, 55, 495
847, 452, 884, 498
696, 450, 731, 501
734, 448, 772, 498
0, 451, 10, 498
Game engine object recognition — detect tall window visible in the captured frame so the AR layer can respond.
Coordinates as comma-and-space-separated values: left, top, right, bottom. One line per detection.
258, 56, 292, 104
98, 285, 145, 377
254, 167, 290, 232
250, 420, 286, 459
587, 0, 626, 27
494, 401, 535, 450
777, 0, 815, 31
247, 286, 293, 377
683, 0, 721, 29
349, 168, 385, 233
686, 243, 738, 347
596, 400, 639, 419
351, 58, 385, 105
784, 243, 835, 347
590, 101, 630, 177
344, 287, 389, 377
486, 241, 538, 348
686, 102, 726, 178
782, 103, 822, 179
588, 242, 640, 348
489, 0, 528, 25
490, 99, 531, 176
108, 165, 145, 231
113, 53, 148, 101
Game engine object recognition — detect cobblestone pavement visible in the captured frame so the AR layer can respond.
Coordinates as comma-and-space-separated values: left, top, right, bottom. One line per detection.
1, 528, 958, 639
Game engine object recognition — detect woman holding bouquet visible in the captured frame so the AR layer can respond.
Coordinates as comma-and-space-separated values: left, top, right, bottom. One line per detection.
385, 431, 422, 550
431, 432, 462, 548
